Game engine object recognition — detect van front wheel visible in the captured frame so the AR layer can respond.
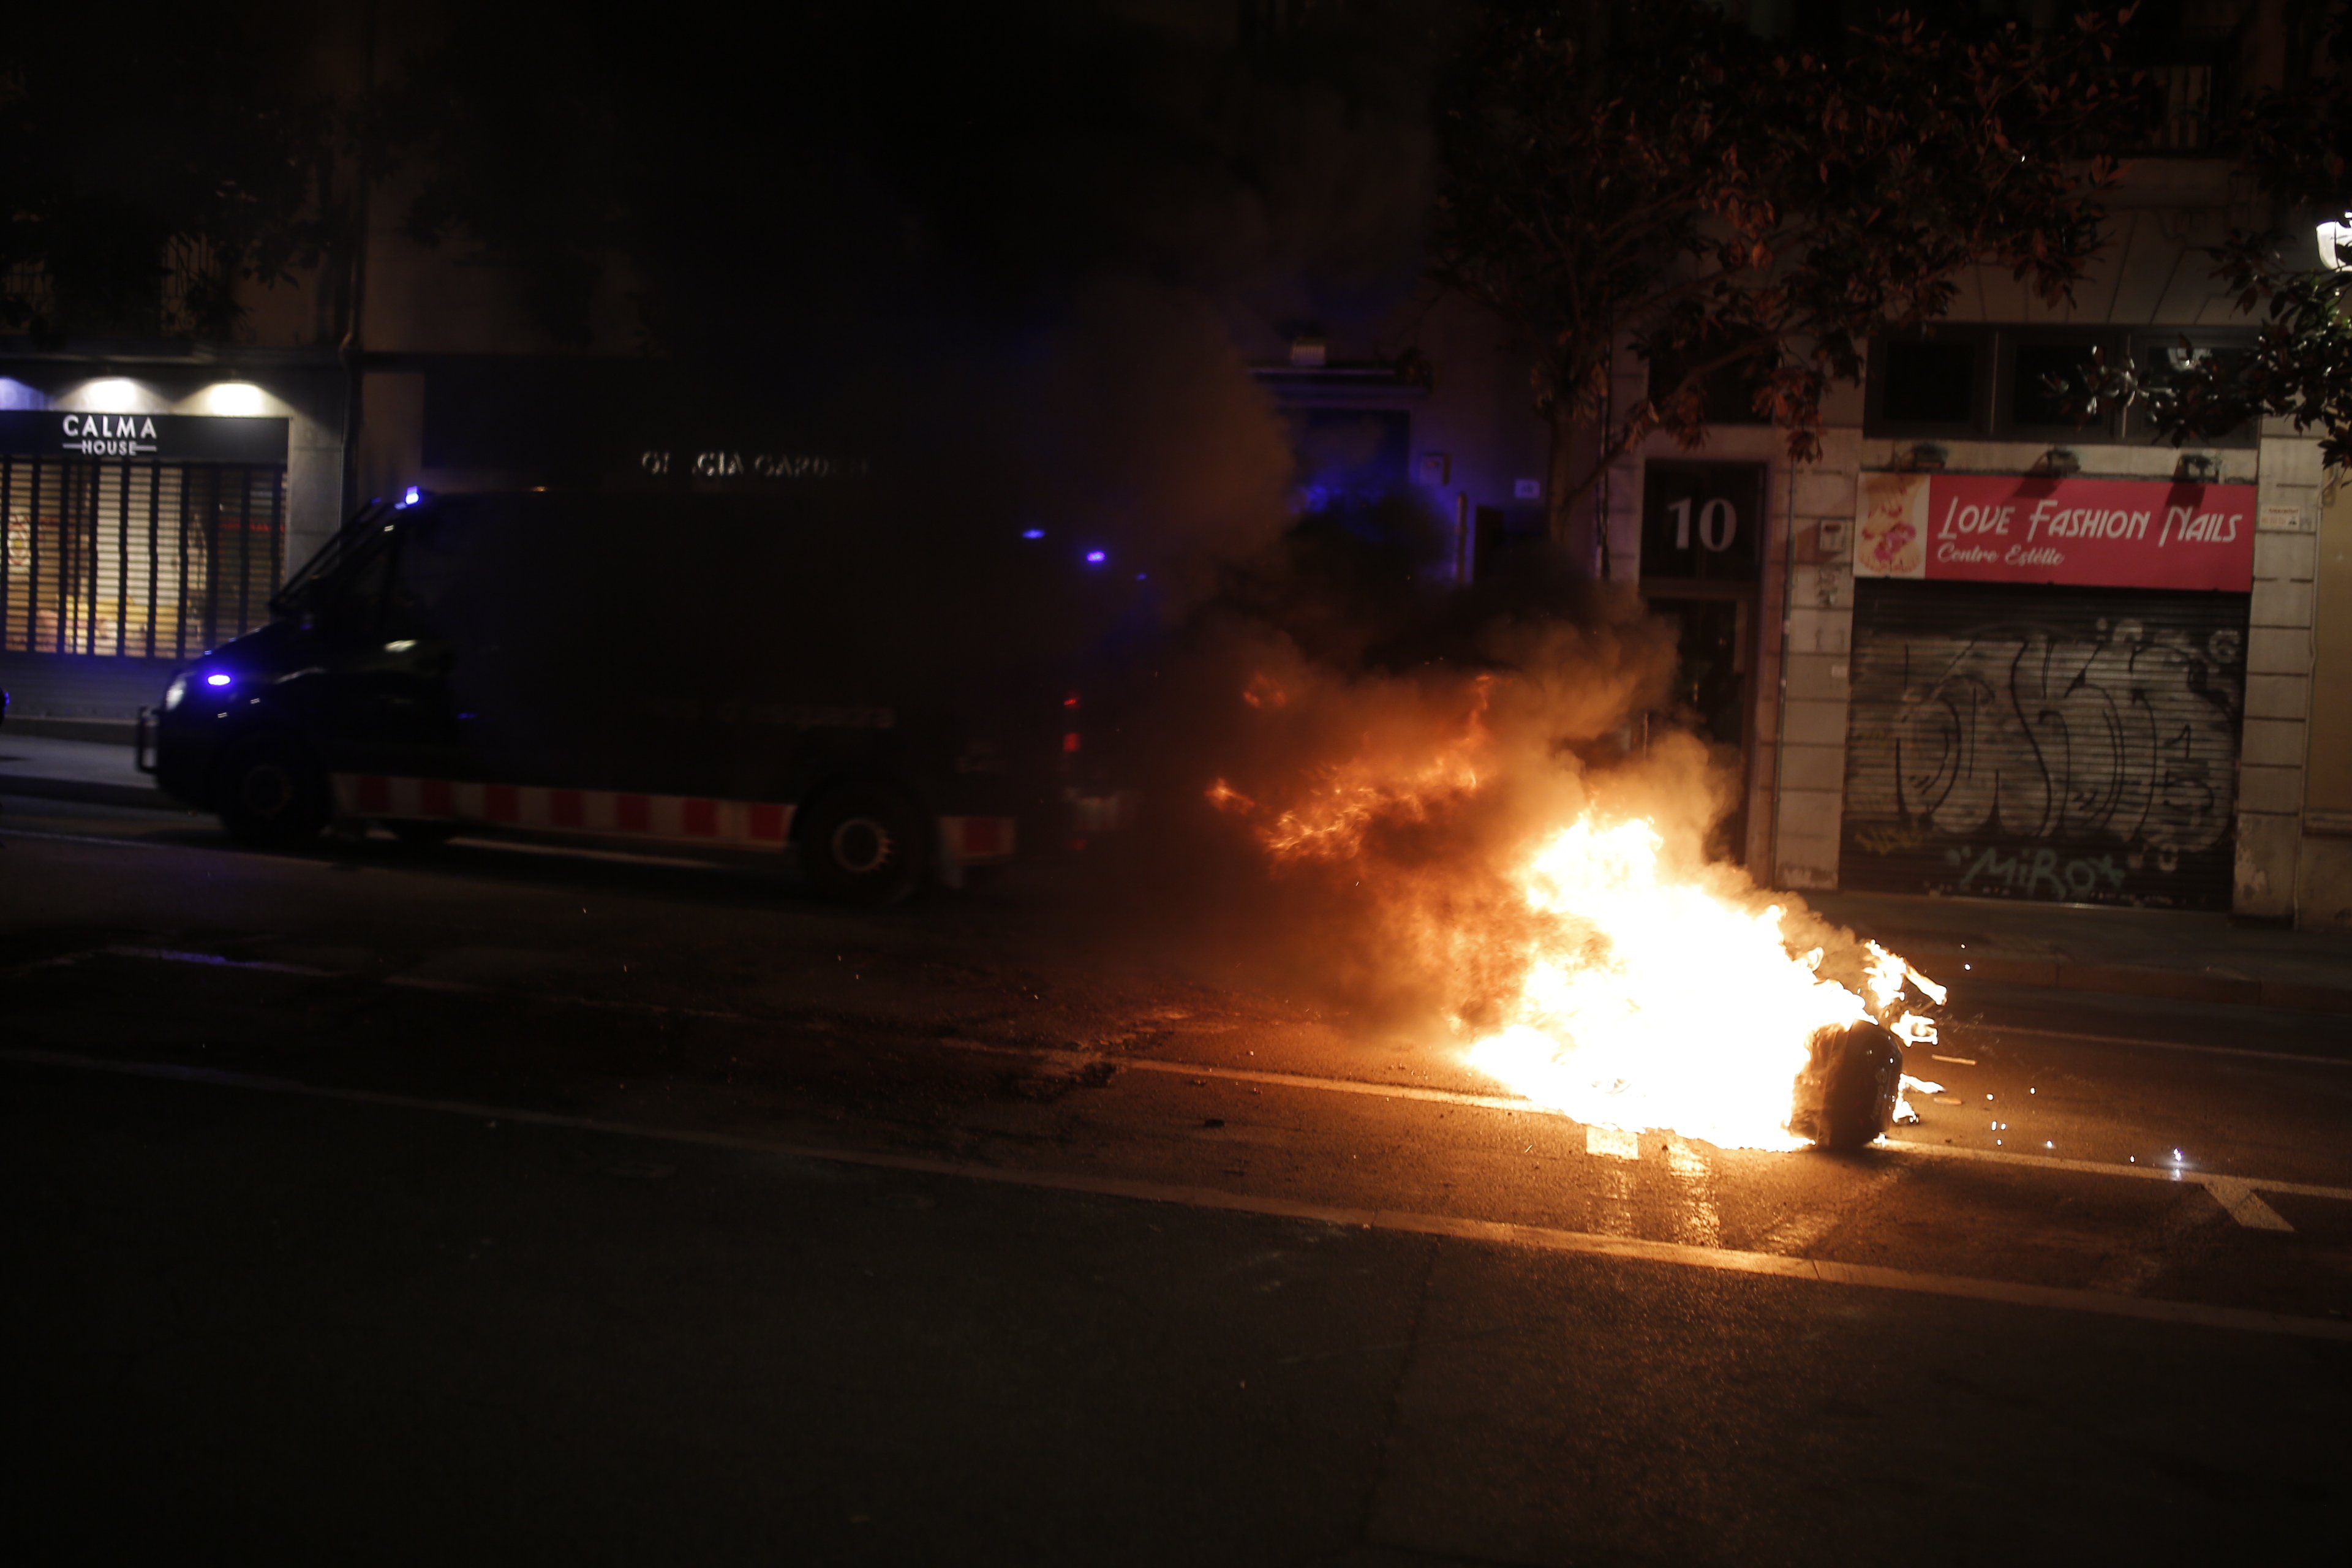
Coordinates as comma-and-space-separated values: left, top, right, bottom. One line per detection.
799, 784, 927, 906
216, 736, 329, 848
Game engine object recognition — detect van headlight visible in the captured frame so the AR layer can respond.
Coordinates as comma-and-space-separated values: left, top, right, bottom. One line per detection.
163, 674, 187, 712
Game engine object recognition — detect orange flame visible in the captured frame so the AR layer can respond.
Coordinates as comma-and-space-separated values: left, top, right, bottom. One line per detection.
1205, 778, 1257, 814
1242, 671, 1289, 710
1214, 674, 1943, 1150
1245, 676, 1492, 861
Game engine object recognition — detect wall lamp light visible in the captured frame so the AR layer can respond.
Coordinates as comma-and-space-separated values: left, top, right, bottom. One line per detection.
2029, 447, 2081, 478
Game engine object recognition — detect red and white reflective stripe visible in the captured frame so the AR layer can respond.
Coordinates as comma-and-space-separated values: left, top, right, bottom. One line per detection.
332, 774, 1019, 866
938, 814, 1017, 865
332, 774, 793, 850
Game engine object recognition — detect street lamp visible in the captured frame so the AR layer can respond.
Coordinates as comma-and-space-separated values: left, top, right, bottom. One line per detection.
2320, 212, 2352, 271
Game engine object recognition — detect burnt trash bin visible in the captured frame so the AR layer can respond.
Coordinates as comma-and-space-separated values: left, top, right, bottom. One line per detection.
1791, 1019, 1904, 1150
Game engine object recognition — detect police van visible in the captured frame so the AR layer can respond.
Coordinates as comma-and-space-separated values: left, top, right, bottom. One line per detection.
139, 479, 1102, 903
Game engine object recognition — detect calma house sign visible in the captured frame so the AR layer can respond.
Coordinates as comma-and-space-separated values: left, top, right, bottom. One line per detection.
0, 410, 290, 464
1855, 472, 2255, 592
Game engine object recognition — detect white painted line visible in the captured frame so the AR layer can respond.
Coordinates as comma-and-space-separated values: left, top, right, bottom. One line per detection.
993, 1041, 2352, 1206
0, 825, 181, 851
1882, 1139, 2352, 1210
50, 947, 2352, 1212
5, 1046, 2346, 1343
1586, 1125, 1641, 1160
440, 836, 726, 871
934, 1036, 1535, 1116
2206, 1178, 2296, 1232
102, 945, 335, 978
1930, 1055, 1977, 1066
0, 949, 98, 981
1955, 1020, 2352, 1069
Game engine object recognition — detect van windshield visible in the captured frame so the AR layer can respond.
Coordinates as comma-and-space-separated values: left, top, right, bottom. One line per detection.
270, 498, 402, 618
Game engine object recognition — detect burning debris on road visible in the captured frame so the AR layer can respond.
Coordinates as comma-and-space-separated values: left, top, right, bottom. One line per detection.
1202, 624, 1948, 1153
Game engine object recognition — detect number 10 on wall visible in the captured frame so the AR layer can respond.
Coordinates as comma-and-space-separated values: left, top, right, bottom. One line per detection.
1667, 497, 1739, 552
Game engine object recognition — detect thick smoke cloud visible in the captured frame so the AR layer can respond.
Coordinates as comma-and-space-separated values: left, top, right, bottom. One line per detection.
1012, 279, 1298, 589
1116, 607, 1684, 1026
413, 2, 1902, 1035
1120, 601, 1895, 1044
409, 1, 1438, 576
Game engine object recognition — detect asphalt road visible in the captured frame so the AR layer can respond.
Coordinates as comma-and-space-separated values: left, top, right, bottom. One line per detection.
5, 793, 2350, 1564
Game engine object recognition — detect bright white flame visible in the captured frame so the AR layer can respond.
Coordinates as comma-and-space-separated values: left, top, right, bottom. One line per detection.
1891, 1012, 1937, 1045
1464, 817, 1890, 1151
1894, 1073, 1944, 1125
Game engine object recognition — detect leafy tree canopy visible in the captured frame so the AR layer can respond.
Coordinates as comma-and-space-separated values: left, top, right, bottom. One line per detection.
1431, 0, 2145, 534
388, 2, 1434, 369
0, 2, 332, 342
2077, 0, 2352, 469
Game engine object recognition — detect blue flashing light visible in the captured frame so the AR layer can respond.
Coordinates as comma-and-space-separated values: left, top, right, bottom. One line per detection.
398, 486, 422, 508
205, 672, 232, 688
1085, 549, 1107, 565
1021, 528, 1046, 540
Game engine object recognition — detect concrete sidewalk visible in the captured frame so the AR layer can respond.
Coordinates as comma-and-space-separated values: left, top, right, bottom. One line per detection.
1811, 889, 2352, 1017
0, 732, 172, 810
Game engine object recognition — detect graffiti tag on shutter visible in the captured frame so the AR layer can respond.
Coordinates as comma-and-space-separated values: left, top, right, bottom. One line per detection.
1841, 592, 2246, 910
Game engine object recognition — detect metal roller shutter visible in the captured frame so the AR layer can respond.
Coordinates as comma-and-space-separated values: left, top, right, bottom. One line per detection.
1840, 579, 2248, 910
1, 456, 284, 660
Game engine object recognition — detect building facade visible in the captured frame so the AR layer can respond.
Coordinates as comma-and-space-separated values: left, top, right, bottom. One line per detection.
1585, 153, 2347, 927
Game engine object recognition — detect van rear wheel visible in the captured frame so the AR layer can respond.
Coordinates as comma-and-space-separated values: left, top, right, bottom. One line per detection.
217, 735, 329, 848
799, 784, 927, 906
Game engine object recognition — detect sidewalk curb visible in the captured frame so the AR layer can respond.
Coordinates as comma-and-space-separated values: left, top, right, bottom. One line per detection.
0, 774, 176, 812
1912, 947, 2352, 1019
1, 717, 140, 745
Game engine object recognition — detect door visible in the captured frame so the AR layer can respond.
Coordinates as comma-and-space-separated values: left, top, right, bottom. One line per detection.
1644, 592, 1755, 863
306, 512, 468, 782
1640, 460, 1766, 864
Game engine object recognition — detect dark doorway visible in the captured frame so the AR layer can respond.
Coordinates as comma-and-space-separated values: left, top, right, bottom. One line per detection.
1643, 592, 1754, 864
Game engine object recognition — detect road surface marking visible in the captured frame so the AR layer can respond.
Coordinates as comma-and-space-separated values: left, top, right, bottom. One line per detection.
1930, 1055, 1977, 1066
1951, 1020, 2352, 1069
1880, 1139, 2343, 1221
0, 825, 184, 851
6, 1046, 2347, 1344
36, 948, 2352, 1213
0, 949, 97, 981
1585, 1126, 1640, 1160
103, 945, 336, 977
935, 1036, 1539, 1115
441, 835, 725, 870
965, 1038, 2352, 1210
2204, 1178, 2296, 1231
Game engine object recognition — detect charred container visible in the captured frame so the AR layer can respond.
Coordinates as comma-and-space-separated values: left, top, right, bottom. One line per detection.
1790, 1020, 1903, 1150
